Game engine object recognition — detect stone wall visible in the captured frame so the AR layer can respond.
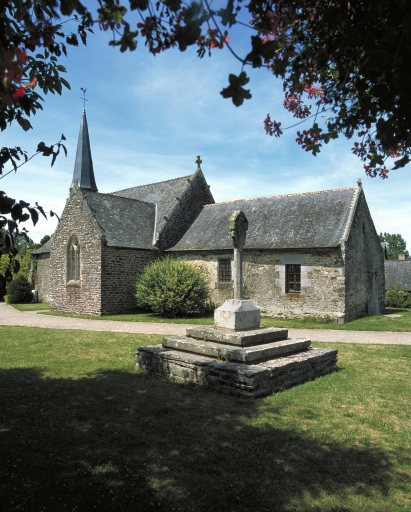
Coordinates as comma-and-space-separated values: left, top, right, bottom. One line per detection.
343, 190, 385, 320
159, 170, 214, 250
50, 187, 104, 316
101, 246, 157, 314
174, 248, 346, 321
34, 253, 50, 302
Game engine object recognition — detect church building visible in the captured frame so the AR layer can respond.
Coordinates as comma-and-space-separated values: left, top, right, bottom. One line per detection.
32, 109, 385, 322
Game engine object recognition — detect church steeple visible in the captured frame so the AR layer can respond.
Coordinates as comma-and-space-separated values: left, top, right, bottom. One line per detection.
71, 108, 98, 192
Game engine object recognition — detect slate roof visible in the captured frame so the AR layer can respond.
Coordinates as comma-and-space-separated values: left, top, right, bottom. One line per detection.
83, 191, 158, 250
32, 237, 53, 255
111, 173, 194, 237
170, 187, 358, 251
385, 260, 411, 291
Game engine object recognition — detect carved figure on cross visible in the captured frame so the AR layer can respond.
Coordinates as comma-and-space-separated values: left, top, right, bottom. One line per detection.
229, 210, 248, 299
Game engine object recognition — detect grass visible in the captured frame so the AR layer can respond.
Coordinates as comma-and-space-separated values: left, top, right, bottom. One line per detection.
10, 302, 50, 312
1, 325, 410, 511
40, 307, 411, 332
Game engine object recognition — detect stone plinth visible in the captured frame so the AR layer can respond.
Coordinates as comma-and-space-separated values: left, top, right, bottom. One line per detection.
136, 345, 338, 398
214, 299, 260, 331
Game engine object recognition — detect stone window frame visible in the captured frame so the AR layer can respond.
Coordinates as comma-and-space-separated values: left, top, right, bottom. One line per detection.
285, 264, 301, 293
66, 234, 81, 287
216, 256, 233, 290
275, 256, 310, 297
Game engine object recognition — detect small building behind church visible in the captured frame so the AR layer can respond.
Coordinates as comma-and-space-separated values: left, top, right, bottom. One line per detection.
32, 109, 385, 322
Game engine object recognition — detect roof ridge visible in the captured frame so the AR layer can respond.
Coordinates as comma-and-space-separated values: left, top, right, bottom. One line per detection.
110, 173, 193, 195
204, 186, 357, 207
83, 190, 155, 208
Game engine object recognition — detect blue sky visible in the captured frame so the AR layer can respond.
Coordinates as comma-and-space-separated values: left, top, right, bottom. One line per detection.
2, 5, 410, 247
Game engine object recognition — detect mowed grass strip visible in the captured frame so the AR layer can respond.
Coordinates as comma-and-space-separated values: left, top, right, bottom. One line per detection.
39, 307, 411, 332
10, 303, 51, 312
1, 325, 410, 511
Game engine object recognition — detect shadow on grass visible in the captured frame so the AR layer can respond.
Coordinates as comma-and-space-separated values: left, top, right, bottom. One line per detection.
1, 367, 392, 512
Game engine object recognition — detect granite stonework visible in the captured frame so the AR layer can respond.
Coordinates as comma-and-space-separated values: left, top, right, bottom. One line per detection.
186, 326, 288, 346
137, 298, 338, 398
214, 299, 260, 331
170, 185, 385, 323
137, 344, 338, 398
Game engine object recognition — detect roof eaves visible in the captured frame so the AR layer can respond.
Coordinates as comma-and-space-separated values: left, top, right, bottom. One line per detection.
340, 186, 362, 244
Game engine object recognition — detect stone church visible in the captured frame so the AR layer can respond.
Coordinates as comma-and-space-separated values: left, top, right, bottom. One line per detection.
33, 109, 385, 322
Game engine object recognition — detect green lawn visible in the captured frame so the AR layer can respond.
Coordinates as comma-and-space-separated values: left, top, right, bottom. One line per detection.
40, 307, 411, 332
1, 325, 410, 511
10, 302, 51, 312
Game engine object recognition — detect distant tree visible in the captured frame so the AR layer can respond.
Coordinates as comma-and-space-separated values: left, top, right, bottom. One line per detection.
13, 232, 36, 256
35, 235, 51, 249
379, 233, 409, 260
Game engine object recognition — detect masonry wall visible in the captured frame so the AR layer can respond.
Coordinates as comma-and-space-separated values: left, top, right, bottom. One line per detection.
174, 248, 346, 321
159, 171, 214, 250
101, 246, 158, 314
34, 253, 50, 302
50, 188, 104, 316
344, 191, 385, 321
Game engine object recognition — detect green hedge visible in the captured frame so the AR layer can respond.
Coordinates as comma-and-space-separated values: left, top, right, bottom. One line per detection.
7, 275, 33, 304
136, 258, 210, 317
385, 286, 411, 308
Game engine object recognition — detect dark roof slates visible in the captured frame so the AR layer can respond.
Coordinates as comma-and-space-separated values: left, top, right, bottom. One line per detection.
385, 260, 411, 290
83, 191, 158, 250
170, 188, 357, 251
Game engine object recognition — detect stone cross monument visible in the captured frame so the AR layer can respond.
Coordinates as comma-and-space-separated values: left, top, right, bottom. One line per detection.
214, 209, 260, 331
229, 210, 248, 299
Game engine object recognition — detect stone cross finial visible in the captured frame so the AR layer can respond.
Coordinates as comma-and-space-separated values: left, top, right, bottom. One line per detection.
357, 178, 362, 187
80, 87, 88, 109
196, 154, 202, 169
229, 210, 248, 252
229, 210, 248, 299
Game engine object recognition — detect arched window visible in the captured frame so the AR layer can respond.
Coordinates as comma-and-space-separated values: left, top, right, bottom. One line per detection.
67, 234, 80, 283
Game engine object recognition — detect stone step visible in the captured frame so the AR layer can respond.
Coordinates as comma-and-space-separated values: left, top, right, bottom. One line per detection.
162, 335, 311, 363
136, 345, 338, 399
186, 326, 288, 347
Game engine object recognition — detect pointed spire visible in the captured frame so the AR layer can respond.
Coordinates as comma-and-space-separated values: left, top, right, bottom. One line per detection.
71, 109, 98, 192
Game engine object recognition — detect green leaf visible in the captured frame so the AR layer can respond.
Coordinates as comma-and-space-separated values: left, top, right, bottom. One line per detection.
392, 155, 410, 169
221, 73, 252, 107
17, 118, 32, 131
60, 77, 71, 90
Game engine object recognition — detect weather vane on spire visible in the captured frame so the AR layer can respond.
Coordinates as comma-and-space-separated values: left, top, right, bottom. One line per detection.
80, 88, 88, 109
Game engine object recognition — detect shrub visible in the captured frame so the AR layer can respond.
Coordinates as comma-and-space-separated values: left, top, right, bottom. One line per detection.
7, 275, 33, 304
136, 258, 210, 317
385, 286, 411, 309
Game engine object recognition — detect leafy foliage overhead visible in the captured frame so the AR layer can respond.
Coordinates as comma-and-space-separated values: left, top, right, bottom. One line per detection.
2, 0, 410, 187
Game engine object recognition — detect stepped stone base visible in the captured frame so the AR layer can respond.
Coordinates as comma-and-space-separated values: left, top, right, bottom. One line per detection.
186, 326, 288, 346
162, 335, 311, 363
136, 345, 338, 398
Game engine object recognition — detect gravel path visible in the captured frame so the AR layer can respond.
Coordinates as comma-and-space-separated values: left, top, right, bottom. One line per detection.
1, 302, 410, 345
